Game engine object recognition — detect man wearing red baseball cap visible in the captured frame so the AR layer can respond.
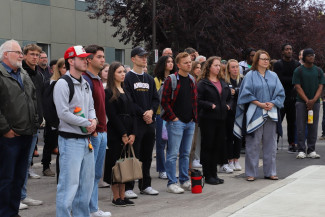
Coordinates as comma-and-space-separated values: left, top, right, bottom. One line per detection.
54, 45, 99, 217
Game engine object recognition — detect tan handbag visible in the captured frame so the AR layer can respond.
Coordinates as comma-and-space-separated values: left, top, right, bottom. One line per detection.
112, 145, 143, 183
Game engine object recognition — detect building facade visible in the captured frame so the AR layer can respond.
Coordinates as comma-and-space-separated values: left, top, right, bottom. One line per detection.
0, 0, 132, 65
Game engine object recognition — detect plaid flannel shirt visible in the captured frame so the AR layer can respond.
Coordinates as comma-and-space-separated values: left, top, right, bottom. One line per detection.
161, 72, 197, 122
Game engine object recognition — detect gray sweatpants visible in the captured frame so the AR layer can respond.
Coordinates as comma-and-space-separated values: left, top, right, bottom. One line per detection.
245, 118, 277, 178
295, 102, 320, 154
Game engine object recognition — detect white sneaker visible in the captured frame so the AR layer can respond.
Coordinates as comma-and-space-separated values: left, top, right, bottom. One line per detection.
228, 161, 235, 170
125, 190, 138, 199
234, 161, 242, 171
296, 151, 306, 159
140, 186, 159, 195
21, 197, 43, 206
90, 209, 112, 217
167, 184, 184, 194
180, 180, 191, 191
307, 151, 320, 159
192, 159, 202, 168
28, 168, 40, 179
159, 172, 168, 179
219, 164, 233, 173
19, 202, 28, 210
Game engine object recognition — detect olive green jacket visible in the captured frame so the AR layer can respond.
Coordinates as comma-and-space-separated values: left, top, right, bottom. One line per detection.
0, 63, 38, 136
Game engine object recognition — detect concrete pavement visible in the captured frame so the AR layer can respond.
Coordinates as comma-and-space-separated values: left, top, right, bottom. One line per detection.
212, 165, 325, 217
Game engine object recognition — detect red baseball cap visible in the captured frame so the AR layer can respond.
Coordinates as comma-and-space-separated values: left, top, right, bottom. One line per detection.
64, 45, 91, 59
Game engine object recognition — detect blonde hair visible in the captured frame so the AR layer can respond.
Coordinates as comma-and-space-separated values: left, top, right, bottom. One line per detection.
225, 59, 241, 84
23, 44, 42, 55
51, 58, 65, 81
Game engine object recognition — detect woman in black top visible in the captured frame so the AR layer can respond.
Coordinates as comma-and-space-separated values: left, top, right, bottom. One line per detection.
104, 62, 137, 207
197, 56, 231, 185
224, 59, 243, 171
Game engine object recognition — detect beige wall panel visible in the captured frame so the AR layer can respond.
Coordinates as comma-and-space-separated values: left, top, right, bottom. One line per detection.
51, 0, 74, 9
0, 0, 12, 39
10, 1, 23, 40
75, 11, 98, 46
97, 20, 108, 47
51, 7, 76, 44
22, 3, 51, 42
51, 42, 73, 60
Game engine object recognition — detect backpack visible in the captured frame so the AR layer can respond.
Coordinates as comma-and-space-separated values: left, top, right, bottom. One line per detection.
42, 75, 74, 128
159, 73, 195, 117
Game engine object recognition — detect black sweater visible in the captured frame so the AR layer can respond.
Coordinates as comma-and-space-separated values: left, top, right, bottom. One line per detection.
105, 89, 137, 144
197, 78, 231, 120
124, 71, 159, 122
23, 60, 44, 125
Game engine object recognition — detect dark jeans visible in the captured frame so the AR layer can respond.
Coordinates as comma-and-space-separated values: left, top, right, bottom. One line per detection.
0, 135, 32, 217
280, 97, 296, 144
296, 102, 320, 154
200, 118, 226, 180
125, 121, 156, 191
226, 113, 241, 160
42, 125, 58, 170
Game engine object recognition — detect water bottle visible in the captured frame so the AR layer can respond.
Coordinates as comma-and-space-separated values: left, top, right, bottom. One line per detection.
308, 110, 313, 124
73, 107, 88, 133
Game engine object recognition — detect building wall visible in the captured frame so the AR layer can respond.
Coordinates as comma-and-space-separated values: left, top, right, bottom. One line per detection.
0, 0, 133, 65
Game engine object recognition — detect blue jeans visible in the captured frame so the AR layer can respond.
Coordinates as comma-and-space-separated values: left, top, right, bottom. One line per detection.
156, 115, 167, 172
56, 136, 94, 217
21, 133, 38, 200
89, 132, 107, 213
0, 135, 32, 217
165, 120, 195, 186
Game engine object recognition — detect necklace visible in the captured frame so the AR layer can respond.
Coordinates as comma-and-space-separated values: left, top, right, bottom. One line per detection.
135, 73, 144, 83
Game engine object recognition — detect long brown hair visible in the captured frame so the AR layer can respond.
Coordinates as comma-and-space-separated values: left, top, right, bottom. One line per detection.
198, 56, 221, 82
250, 50, 270, 71
190, 61, 201, 79
51, 58, 65, 81
107, 61, 124, 102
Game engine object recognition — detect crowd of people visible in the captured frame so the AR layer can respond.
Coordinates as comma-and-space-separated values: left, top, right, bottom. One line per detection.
1, 38, 324, 217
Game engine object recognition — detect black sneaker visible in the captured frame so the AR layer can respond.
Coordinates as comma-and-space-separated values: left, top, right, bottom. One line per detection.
288, 145, 297, 154
112, 198, 126, 207
123, 198, 135, 206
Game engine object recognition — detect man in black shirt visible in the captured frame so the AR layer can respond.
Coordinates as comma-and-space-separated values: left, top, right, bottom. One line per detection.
273, 44, 300, 153
161, 52, 197, 194
124, 47, 160, 198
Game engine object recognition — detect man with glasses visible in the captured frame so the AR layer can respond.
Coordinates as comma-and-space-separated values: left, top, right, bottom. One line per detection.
20, 44, 44, 209
0, 39, 39, 217
293, 48, 325, 159
273, 44, 300, 153
37, 51, 52, 81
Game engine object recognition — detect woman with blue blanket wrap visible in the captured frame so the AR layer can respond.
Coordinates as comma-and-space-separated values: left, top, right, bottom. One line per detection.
234, 50, 285, 181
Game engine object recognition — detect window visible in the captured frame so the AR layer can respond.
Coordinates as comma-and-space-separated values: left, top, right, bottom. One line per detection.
115, 49, 125, 64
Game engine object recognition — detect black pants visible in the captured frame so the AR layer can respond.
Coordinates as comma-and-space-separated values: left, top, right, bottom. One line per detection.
200, 118, 226, 180
125, 121, 156, 191
0, 135, 32, 217
226, 113, 241, 159
280, 96, 296, 144
42, 125, 58, 171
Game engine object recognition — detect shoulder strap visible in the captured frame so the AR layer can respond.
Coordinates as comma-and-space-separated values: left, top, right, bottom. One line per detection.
188, 74, 196, 84
169, 74, 177, 99
82, 73, 94, 92
61, 75, 74, 103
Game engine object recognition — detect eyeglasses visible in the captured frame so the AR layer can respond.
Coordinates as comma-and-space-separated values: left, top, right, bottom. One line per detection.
7, 51, 24, 56
260, 58, 270, 61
